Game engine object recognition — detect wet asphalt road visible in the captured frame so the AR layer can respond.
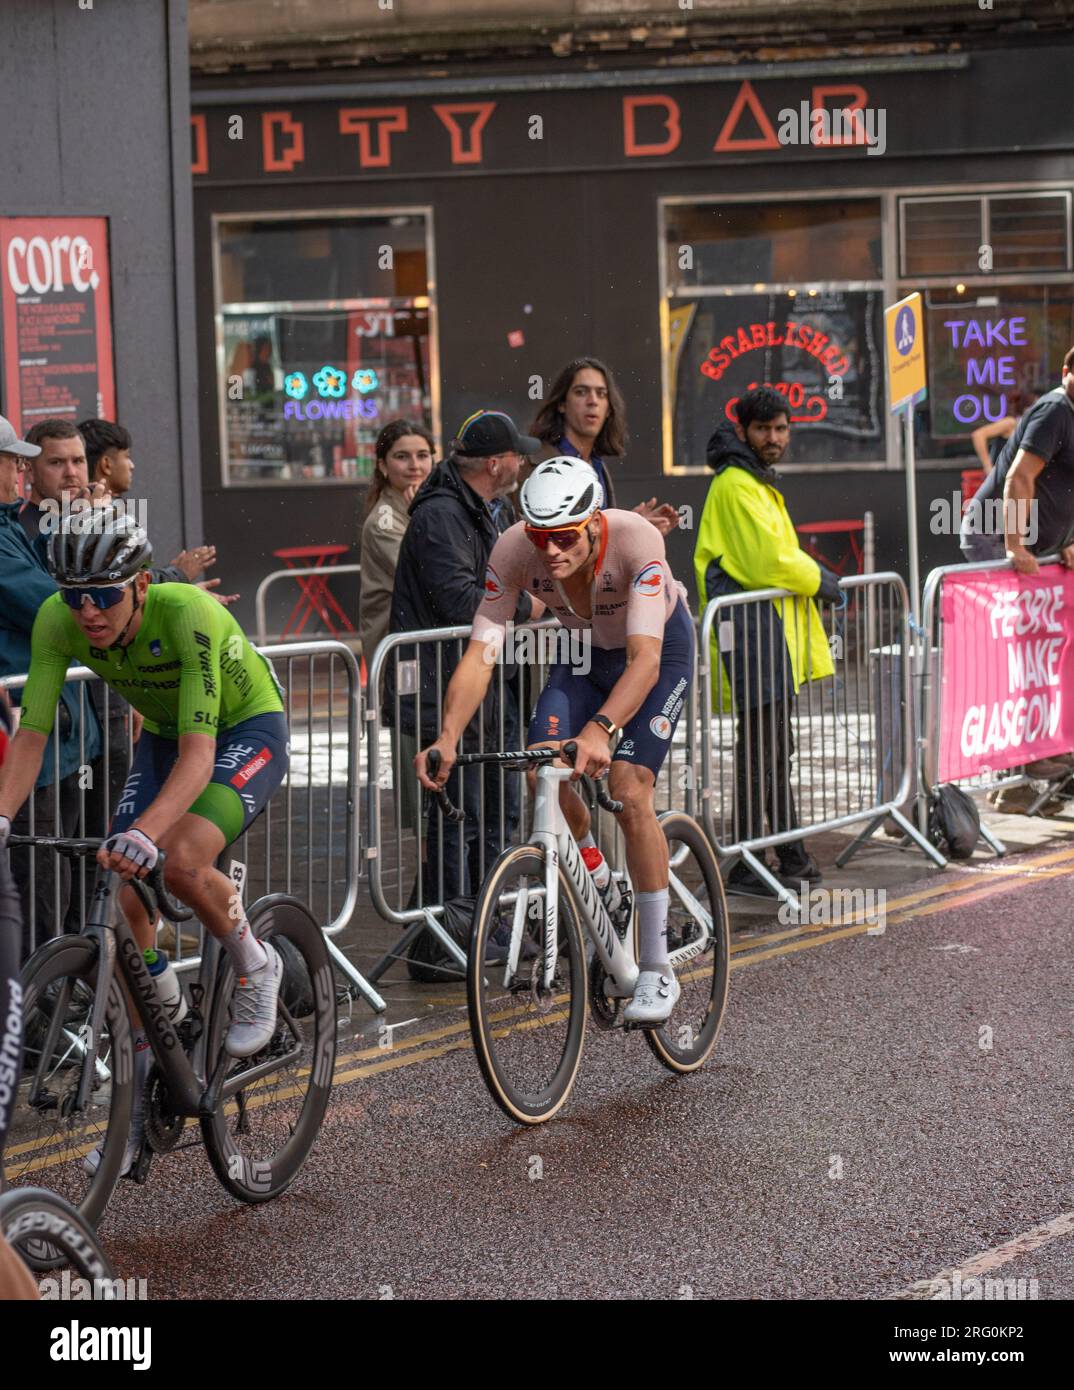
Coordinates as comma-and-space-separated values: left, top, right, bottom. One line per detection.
92, 846, 1073, 1301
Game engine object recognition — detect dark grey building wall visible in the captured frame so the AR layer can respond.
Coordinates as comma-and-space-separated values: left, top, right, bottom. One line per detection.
0, 0, 200, 561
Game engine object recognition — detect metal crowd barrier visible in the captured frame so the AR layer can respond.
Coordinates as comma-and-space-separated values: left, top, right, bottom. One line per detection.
698, 572, 945, 915
920, 553, 1067, 848
3, 641, 382, 1012
363, 618, 700, 979
254, 564, 361, 645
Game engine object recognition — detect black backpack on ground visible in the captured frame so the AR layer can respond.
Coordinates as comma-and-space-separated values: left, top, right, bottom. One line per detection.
928, 784, 981, 859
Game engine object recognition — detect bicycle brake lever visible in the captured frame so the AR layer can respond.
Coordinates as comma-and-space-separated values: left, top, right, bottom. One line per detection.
143, 851, 195, 922
562, 741, 624, 813
427, 747, 465, 824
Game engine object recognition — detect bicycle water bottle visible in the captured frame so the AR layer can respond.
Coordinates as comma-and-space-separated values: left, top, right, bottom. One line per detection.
581, 846, 623, 922
144, 948, 189, 1025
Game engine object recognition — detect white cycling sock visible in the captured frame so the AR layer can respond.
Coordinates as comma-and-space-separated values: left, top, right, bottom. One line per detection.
636, 889, 670, 972
222, 916, 269, 975
579, 831, 597, 852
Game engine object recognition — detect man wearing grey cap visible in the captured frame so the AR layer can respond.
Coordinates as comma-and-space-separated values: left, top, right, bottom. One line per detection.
0, 415, 102, 957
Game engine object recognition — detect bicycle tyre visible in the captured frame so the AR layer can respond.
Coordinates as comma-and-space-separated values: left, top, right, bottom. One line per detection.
5, 937, 133, 1249
644, 812, 730, 1074
467, 844, 587, 1125
0, 1187, 117, 1293
200, 895, 336, 1203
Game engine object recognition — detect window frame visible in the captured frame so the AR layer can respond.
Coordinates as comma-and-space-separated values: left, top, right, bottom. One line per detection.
211, 206, 441, 489
659, 181, 1074, 476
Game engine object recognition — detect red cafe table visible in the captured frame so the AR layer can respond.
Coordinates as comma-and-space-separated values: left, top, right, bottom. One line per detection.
273, 544, 356, 639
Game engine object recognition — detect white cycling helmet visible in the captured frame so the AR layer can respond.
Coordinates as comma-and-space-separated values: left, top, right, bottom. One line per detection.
519, 457, 604, 528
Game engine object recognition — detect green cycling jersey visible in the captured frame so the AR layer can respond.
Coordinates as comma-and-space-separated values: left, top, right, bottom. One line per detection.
19, 584, 284, 741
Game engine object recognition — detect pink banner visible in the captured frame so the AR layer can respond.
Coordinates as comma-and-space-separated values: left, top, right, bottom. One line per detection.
939, 565, 1074, 781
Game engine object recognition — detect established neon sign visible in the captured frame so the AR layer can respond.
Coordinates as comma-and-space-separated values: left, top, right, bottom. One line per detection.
700, 319, 850, 382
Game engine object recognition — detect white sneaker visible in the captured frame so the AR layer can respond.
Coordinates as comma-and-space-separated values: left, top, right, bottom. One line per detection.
623, 970, 680, 1026
225, 945, 283, 1058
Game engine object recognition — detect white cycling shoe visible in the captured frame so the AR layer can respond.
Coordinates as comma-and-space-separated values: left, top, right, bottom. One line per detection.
623, 969, 680, 1026
225, 945, 284, 1058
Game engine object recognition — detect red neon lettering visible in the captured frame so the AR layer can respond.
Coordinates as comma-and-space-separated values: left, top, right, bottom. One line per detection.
432, 102, 496, 164
714, 80, 780, 152
262, 111, 305, 173
191, 114, 208, 176
338, 106, 409, 168
623, 95, 681, 157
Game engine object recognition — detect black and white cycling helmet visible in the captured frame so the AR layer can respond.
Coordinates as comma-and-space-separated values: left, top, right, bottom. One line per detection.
519, 457, 604, 528
46, 505, 153, 585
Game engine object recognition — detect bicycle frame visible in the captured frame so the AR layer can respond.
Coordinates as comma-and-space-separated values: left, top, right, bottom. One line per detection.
30, 858, 299, 1125
510, 765, 715, 995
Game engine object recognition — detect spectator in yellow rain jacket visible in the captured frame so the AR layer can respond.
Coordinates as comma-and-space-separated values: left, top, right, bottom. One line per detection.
694, 387, 841, 899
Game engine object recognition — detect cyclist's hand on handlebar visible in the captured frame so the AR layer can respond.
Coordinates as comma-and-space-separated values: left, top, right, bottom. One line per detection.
416, 738, 456, 791
98, 827, 160, 880
567, 724, 613, 782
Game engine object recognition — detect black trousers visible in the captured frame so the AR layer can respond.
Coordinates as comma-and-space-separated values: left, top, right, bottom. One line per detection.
733, 700, 810, 871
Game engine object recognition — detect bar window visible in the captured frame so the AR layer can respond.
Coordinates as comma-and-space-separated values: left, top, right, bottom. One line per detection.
214, 211, 438, 485
662, 197, 886, 473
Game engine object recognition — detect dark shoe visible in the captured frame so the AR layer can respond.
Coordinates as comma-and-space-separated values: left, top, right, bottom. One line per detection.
1024, 757, 1073, 781
776, 854, 823, 888
485, 918, 539, 965
725, 863, 780, 899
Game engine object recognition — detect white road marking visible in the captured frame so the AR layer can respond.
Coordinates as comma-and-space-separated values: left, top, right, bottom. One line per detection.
893, 1209, 1074, 1299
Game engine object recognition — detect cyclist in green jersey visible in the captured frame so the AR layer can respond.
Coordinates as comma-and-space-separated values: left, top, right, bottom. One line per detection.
0, 507, 290, 1173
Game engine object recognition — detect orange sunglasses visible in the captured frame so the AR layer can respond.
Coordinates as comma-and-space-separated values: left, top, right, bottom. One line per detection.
524, 517, 592, 551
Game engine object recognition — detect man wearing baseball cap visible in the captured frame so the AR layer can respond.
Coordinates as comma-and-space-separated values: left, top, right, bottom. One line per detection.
0, 416, 103, 955
386, 410, 543, 923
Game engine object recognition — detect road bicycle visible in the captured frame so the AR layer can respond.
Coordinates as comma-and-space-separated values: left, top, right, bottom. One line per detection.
3, 835, 337, 1242
0, 1187, 117, 1297
427, 743, 730, 1124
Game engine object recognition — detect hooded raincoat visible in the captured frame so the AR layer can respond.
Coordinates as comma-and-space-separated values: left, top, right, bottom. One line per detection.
693, 423, 834, 712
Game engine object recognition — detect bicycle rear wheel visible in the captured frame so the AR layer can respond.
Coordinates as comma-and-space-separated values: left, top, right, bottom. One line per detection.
201, 895, 336, 1203
0, 1187, 117, 1293
645, 813, 730, 1074
3, 937, 133, 1245
467, 845, 587, 1125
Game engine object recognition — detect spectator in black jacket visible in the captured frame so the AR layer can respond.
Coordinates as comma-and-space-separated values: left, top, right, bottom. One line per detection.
389, 410, 541, 903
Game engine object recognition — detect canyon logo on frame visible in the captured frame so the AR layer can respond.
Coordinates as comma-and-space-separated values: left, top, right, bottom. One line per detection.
0, 217, 115, 430
938, 566, 1074, 782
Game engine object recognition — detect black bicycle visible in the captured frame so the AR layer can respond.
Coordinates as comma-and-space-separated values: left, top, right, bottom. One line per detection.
3, 836, 337, 1244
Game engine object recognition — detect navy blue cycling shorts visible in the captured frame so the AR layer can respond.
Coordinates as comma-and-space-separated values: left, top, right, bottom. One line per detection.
527, 599, 695, 776
110, 712, 290, 845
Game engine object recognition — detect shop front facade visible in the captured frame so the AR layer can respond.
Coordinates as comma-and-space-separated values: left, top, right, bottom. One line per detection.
190, 40, 1074, 629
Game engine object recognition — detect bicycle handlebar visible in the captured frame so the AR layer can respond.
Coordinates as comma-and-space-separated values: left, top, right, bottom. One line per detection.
8, 835, 195, 923
425, 740, 624, 822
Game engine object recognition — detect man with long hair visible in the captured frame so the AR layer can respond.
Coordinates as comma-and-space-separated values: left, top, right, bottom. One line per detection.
529, 357, 677, 535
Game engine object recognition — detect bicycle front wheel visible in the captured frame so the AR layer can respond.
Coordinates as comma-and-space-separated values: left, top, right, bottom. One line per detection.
467, 845, 587, 1125
4, 937, 133, 1242
645, 812, 730, 1074
0, 1187, 117, 1293
201, 895, 337, 1203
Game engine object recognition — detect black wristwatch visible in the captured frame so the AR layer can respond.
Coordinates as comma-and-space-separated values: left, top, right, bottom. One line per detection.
589, 713, 619, 739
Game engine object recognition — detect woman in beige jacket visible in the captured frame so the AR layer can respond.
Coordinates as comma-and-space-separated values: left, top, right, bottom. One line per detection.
359, 420, 435, 832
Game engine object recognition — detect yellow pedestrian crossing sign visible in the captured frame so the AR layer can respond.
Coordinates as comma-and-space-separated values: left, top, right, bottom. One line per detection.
885, 292, 927, 412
